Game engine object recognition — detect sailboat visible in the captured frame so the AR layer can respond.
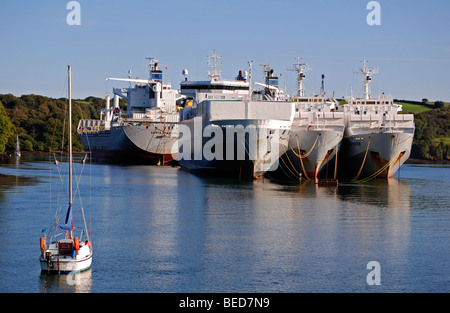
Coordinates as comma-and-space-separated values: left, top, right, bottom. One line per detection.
39, 66, 93, 274
15, 134, 21, 157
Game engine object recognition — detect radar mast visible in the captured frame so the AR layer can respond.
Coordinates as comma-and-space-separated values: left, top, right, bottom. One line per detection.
358, 60, 378, 100
207, 49, 222, 81
289, 57, 311, 97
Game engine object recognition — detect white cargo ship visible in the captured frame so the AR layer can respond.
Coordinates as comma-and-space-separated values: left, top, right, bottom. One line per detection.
339, 60, 415, 180
177, 51, 295, 180
283, 58, 345, 180
77, 58, 180, 164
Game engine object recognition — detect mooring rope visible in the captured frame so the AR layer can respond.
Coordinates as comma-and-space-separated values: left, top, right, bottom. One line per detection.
282, 148, 302, 178
352, 137, 371, 182
288, 133, 320, 159
279, 153, 302, 180
354, 136, 412, 183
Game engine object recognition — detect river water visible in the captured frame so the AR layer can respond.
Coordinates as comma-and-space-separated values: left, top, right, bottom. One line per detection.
0, 156, 448, 293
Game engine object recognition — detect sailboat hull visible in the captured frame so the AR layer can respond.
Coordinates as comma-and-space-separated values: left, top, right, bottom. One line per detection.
39, 244, 92, 274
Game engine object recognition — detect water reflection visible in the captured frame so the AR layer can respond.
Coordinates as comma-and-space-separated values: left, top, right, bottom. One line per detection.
189, 177, 414, 291
39, 269, 92, 293
336, 178, 411, 209
2, 156, 446, 292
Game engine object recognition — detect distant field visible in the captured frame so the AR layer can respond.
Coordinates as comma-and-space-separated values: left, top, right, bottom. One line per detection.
338, 100, 440, 114
432, 137, 450, 145
395, 102, 433, 114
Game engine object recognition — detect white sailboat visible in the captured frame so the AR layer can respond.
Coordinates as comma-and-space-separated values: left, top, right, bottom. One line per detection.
14, 134, 21, 157
39, 66, 93, 274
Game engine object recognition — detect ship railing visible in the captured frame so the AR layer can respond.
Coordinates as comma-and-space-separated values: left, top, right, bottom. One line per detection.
350, 120, 414, 132
77, 119, 106, 133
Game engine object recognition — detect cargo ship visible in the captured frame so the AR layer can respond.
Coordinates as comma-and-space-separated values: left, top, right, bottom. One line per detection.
339, 60, 415, 180
77, 58, 180, 164
177, 51, 295, 180
283, 58, 344, 180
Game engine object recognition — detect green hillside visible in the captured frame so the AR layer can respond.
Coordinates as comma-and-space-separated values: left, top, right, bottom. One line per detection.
410, 105, 450, 160
0, 94, 449, 161
395, 101, 432, 114
0, 94, 104, 153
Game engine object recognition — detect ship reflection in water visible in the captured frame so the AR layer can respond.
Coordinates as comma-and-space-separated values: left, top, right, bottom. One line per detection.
39, 269, 92, 293
0, 158, 448, 292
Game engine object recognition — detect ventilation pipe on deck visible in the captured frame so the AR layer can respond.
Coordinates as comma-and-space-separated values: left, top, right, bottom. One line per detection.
113, 94, 120, 110
105, 94, 111, 121
153, 82, 162, 108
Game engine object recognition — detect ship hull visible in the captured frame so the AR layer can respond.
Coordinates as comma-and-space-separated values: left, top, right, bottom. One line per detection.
339, 131, 414, 180
178, 118, 290, 180
39, 245, 92, 274
284, 128, 343, 179
78, 122, 178, 164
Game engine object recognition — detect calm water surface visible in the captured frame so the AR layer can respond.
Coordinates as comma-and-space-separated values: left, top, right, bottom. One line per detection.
0, 156, 449, 292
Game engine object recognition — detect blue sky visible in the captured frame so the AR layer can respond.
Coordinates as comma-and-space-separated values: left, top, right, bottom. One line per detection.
1, 0, 449, 101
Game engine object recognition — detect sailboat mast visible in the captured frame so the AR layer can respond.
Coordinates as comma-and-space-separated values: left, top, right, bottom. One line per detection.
68, 65, 73, 206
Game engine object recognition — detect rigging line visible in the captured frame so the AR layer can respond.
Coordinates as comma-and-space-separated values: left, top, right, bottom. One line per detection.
53, 154, 65, 185
352, 137, 371, 182
356, 157, 392, 183
49, 153, 52, 227
277, 157, 297, 181
61, 98, 68, 162
52, 153, 66, 225
74, 157, 90, 240
283, 149, 302, 178
84, 131, 92, 153
356, 137, 411, 183
81, 132, 93, 242
296, 134, 311, 180
279, 154, 301, 180
288, 133, 320, 159
357, 161, 391, 183
298, 148, 311, 180
89, 152, 92, 243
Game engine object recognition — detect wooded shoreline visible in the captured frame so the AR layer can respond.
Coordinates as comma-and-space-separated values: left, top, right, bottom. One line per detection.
0, 93, 449, 162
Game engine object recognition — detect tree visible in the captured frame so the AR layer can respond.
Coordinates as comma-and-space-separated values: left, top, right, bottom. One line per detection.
0, 100, 15, 152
